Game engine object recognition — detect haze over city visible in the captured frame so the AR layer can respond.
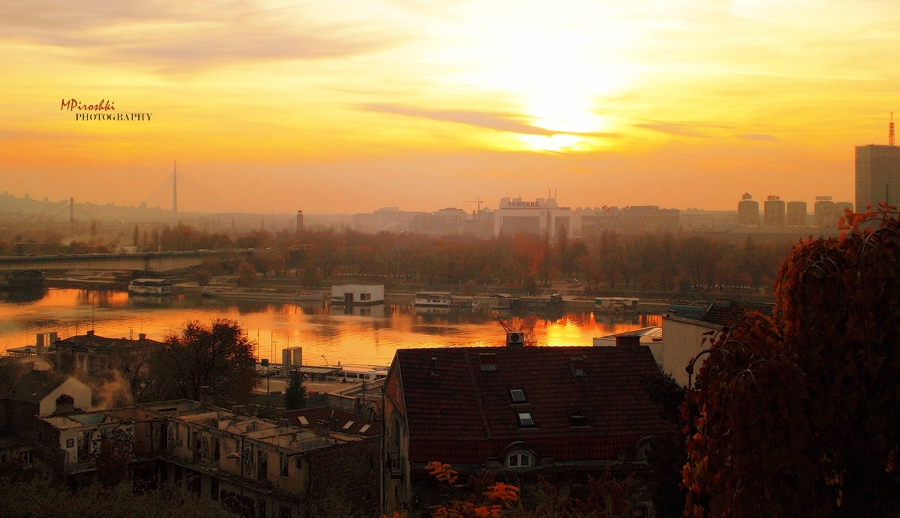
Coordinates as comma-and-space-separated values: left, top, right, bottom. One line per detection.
2, 0, 898, 214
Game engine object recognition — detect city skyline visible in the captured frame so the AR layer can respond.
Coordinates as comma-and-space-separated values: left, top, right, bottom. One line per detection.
2, 0, 898, 214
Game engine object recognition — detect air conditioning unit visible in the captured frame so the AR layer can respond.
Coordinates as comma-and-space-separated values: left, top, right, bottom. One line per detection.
507, 332, 524, 346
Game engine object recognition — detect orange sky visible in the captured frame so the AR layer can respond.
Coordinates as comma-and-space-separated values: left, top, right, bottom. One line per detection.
1, 0, 897, 214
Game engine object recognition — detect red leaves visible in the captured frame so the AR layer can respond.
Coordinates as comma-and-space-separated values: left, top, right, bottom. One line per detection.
686, 208, 900, 517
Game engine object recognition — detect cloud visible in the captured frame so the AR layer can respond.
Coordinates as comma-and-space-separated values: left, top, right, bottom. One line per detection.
635, 123, 711, 137
735, 133, 779, 141
0, 0, 398, 73
361, 103, 621, 138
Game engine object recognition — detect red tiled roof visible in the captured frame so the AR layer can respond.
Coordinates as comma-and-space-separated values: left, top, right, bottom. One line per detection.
393, 346, 671, 465
701, 299, 774, 327
284, 407, 381, 438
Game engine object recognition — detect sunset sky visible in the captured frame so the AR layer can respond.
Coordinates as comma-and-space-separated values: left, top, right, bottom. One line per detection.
1, 0, 898, 214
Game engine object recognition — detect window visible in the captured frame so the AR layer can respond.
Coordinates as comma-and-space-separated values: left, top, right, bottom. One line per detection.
342, 421, 354, 430
567, 408, 588, 427
280, 453, 289, 477
479, 353, 497, 371
570, 358, 585, 377
509, 389, 527, 403
66, 438, 74, 448
517, 412, 535, 427
506, 452, 533, 468
359, 424, 371, 434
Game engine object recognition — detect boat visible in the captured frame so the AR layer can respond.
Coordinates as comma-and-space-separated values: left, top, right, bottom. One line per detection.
449, 296, 479, 309
414, 291, 452, 308
594, 297, 640, 313
512, 293, 563, 308
201, 287, 325, 302
128, 278, 174, 295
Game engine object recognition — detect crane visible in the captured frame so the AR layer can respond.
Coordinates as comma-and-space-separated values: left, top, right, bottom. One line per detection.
464, 198, 484, 213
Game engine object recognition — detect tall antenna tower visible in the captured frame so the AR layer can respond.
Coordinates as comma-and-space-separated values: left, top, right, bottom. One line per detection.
172, 160, 178, 215
890, 112, 895, 146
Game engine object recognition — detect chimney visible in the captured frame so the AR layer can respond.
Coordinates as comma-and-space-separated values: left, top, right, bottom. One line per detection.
139, 333, 146, 340
86, 330, 94, 337
36, 333, 45, 355
314, 419, 330, 436
55, 394, 76, 415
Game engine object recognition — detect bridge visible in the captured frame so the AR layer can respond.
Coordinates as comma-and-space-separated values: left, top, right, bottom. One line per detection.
0, 250, 255, 273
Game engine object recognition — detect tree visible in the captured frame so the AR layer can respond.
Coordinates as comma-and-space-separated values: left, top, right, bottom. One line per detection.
149, 319, 258, 403
685, 208, 900, 518
96, 428, 132, 488
236, 260, 257, 286
284, 370, 306, 410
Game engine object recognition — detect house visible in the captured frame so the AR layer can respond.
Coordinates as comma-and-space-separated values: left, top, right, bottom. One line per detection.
32, 399, 381, 518
51, 330, 162, 378
661, 299, 774, 385
6, 369, 92, 419
593, 327, 663, 369
381, 344, 672, 516
0, 366, 92, 479
331, 284, 384, 305
285, 407, 382, 439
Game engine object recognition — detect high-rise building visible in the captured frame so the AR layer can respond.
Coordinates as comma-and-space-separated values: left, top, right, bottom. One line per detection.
737, 193, 759, 226
786, 201, 807, 226
494, 196, 573, 239
764, 196, 786, 227
815, 196, 835, 228
856, 144, 900, 211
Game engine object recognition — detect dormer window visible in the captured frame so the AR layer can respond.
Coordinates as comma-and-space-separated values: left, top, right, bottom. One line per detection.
517, 412, 535, 427
479, 353, 498, 371
570, 358, 585, 377
506, 450, 534, 468
509, 389, 527, 403
567, 408, 588, 427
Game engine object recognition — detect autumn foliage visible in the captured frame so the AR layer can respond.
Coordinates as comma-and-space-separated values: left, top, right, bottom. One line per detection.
685, 206, 900, 517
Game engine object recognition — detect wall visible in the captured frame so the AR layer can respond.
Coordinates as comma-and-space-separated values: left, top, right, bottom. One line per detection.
661, 316, 721, 386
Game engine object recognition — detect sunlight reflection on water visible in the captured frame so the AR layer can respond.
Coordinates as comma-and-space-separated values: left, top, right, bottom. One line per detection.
0, 289, 661, 367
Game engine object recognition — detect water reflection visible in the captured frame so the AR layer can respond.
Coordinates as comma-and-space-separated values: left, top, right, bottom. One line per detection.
1, 289, 663, 367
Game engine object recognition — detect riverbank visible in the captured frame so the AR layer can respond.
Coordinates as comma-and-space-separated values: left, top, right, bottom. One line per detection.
41, 271, 773, 312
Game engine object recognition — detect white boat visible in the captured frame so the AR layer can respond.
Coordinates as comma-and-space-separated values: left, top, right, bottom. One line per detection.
594, 297, 640, 313
128, 278, 174, 295
414, 291, 452, 307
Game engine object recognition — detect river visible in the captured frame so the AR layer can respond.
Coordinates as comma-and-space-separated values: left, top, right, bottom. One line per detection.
0, 289, 662, 367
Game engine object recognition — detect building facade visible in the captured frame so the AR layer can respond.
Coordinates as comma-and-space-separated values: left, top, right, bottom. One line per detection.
737, 194, 759, 226
786, 201, 807, 227
32, 400, 380, 517
764, 197, 786, 227
856, 144, 900, 211
493, 197, 574, 240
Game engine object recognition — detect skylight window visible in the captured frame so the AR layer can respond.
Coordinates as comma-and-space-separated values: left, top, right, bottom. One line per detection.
510, 389, 527, 403
298, 416, 309, 425
342, 421, 354, 430
359, 424, 371, 433
517, 412, 535, 427
567, 408, 588, 427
